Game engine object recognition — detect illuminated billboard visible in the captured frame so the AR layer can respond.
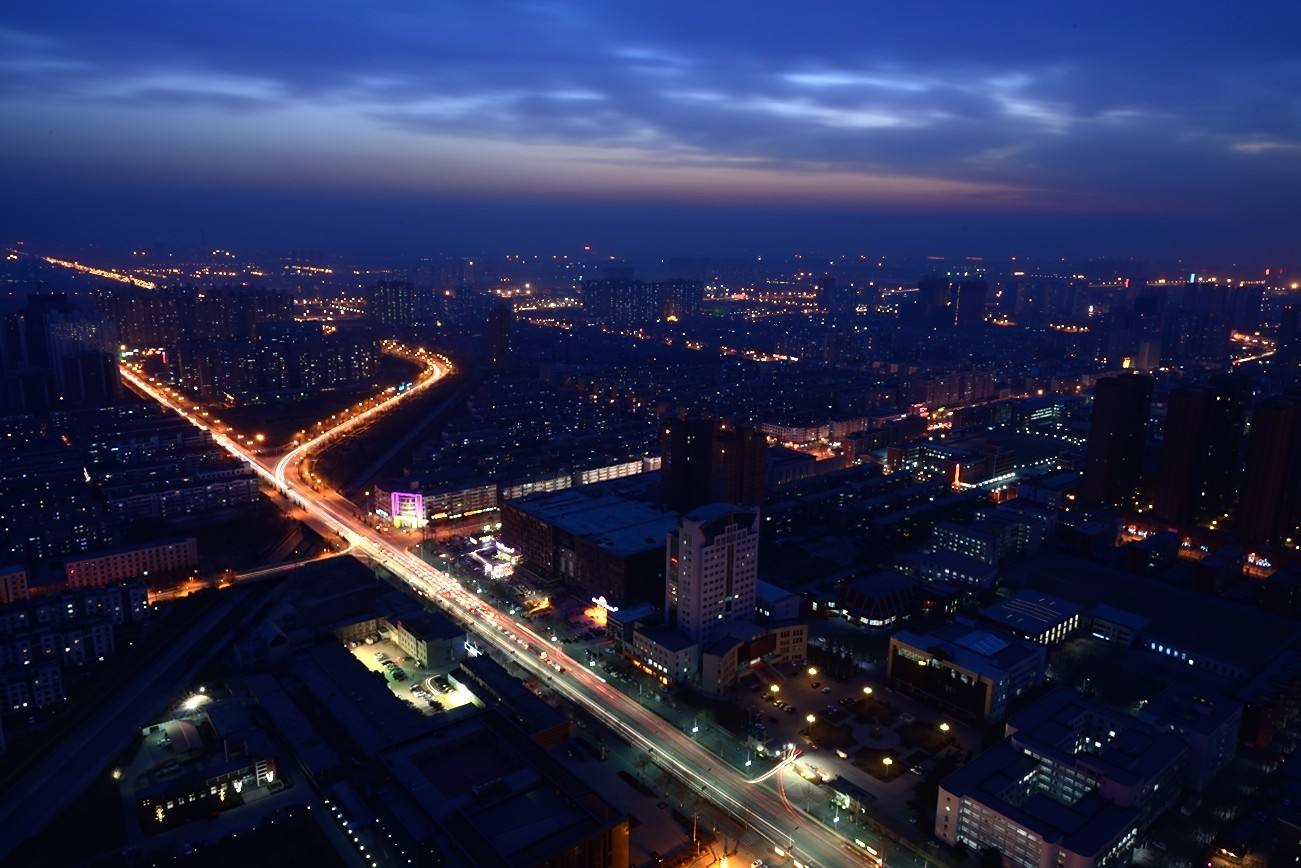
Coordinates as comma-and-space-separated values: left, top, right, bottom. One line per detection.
390, 491, 426, 529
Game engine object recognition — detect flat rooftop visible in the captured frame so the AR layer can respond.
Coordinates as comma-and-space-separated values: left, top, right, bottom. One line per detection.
893, 623, 1043, 680
1021, 555, 1301, 672
981, 590, 1082, 634
510, 489, 679, 557
382, 712, 626, 865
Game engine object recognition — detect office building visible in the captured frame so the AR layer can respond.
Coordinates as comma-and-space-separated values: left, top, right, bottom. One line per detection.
667, 504, 759, 644
1239, 393, 1301, 546
1154, 375, 1250, 527
660, 416, 766, 511
888, 624, 1046, 722
1080, 373, 1153, 507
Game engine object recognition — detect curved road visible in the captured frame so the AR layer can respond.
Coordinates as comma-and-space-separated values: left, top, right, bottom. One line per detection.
121, 358, 898, 868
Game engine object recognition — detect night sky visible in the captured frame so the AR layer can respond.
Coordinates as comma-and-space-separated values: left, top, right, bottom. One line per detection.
3, 2, 1299, 259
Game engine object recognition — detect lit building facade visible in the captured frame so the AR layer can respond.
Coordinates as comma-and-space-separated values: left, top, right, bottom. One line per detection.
668, 504, 760, 644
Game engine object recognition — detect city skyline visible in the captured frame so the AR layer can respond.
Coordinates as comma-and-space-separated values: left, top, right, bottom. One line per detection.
4, 5, 1301, 868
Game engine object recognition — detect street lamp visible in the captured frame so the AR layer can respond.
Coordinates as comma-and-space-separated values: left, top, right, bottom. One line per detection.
807, 666, 819, 677
882, 756, 893, 768
862, 686, 874, 696
939, 721, 951, 733
769, 684, 781, 694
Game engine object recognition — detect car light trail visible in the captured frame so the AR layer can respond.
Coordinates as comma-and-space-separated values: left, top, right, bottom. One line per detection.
120, 356, 898, 868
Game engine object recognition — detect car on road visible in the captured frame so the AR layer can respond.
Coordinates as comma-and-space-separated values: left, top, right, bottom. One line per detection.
821, 687, 832, 694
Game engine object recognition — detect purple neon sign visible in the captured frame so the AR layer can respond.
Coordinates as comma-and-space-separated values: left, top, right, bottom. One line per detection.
389, 491, 424, 526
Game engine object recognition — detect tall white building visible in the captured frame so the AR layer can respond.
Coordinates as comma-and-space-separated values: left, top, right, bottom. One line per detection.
667, 504, 759, 643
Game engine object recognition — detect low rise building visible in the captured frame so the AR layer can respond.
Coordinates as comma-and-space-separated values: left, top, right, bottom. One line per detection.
501, 488, 679, 607
388, 609, 466, 669
1139, 687, 1241, 791
630, 625, 698, 684
836, 571, 922, 629
699, 620, 807, 696
980, 590, 1082, 646
936, 689, 1187, 866
888, 623, 1046, 722
0, 661, 63, 711
916, 550, 999, 589
0, 566, 27, 605
64, 539, 198, 589
756, 580, 801, 622
1086, 604, 1150, 646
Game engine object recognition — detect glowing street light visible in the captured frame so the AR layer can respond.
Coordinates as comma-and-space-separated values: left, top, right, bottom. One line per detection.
882, 756, 894, 768
939, 721, 951, 733
769, 684, 781, 694
807, 666, 819, 677
806, 713, 816, 724
862, 686, 874, 696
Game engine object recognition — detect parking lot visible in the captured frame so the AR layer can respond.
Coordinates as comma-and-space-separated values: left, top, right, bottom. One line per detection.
735, 660, 979, 835
345, 636, 475, 716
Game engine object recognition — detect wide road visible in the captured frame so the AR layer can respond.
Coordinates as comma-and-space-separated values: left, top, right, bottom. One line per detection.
121, 359, 903, 868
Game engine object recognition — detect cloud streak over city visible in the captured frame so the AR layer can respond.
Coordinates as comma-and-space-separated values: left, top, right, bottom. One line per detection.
2, 1, 1299, 255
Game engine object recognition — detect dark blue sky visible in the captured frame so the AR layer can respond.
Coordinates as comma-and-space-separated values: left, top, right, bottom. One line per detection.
2, 2, 1299, 260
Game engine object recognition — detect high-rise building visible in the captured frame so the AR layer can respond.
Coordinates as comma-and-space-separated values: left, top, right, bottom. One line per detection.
818, 276, 858, 318
660, 417, 766, 511
954, 280, 988, 329
487, 301, 513, 369
1154, 374, 1250, 527
0, 295, 120, 413
667, 504, 759, 643
367, 280, 423, 328
582, 279, 703, 326
1278, 303, 1300, 370
1080, 373, 1153, 507
1239, 393, 1301, 546
901, 277, 952, 327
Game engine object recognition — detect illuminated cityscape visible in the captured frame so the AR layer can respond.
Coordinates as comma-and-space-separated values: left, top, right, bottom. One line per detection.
2, 3, 1301, 868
